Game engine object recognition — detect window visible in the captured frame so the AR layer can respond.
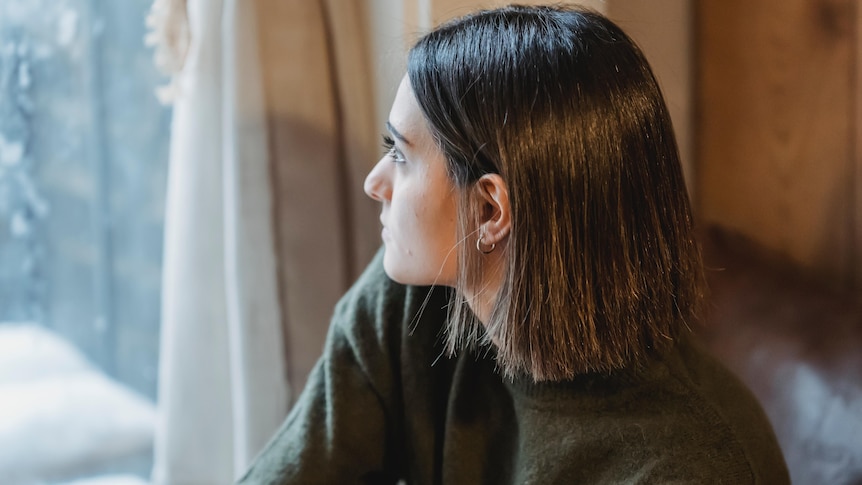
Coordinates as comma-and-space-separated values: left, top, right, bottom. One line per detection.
0, 0, 169, 482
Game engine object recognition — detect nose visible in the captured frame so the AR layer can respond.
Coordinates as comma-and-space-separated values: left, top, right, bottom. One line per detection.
364, 156, 392, 202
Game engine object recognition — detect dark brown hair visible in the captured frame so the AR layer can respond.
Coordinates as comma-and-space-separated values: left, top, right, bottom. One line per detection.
407, 5, 706, 381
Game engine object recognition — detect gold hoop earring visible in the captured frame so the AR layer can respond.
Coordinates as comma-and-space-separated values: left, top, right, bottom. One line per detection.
476, 234, 496, 254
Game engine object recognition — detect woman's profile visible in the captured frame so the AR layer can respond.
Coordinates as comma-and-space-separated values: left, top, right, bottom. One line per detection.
239, 5, 789, 484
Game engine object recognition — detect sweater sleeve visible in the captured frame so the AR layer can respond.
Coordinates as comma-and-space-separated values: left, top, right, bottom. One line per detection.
237, 250, 407, 485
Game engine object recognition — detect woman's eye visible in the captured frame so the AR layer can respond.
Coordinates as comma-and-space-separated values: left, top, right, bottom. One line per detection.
381, 134, 406, 164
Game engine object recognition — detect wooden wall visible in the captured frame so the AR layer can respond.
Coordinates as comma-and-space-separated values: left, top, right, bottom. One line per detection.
696, 0, 862, 291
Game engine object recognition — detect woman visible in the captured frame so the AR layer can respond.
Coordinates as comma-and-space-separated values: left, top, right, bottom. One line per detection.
240, 5, 789, 484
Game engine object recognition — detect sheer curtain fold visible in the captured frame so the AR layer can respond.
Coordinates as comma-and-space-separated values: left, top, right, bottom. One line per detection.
321, 0, 382, 272
255, 0, 380, 398
152, 0, 288, 483
152, 0, 380, 482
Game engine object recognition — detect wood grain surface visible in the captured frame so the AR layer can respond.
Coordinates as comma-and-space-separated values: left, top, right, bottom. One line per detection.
696, 0, 860, 290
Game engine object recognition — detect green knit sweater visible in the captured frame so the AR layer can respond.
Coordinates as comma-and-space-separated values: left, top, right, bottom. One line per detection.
238, 252, 789, 484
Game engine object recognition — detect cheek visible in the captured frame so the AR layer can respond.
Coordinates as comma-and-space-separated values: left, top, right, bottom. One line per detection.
386, 188, 424, 247
423, 197, 459, 259
393, 188, 453, 249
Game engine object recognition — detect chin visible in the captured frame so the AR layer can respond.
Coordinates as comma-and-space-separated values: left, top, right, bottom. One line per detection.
381, 248, 427, 286
382, 249, 456, 288
382, 253, 414, 285
381, 249, 403, 281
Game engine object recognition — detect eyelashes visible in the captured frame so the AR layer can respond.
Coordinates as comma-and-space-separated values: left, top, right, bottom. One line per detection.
381, 134, 406, 163
381, 134, 395, 152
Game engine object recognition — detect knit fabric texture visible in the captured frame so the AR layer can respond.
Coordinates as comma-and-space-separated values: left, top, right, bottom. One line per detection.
238, 251, 789, 484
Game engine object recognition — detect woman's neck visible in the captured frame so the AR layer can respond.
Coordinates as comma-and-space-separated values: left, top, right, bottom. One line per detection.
464, 250, 506, 326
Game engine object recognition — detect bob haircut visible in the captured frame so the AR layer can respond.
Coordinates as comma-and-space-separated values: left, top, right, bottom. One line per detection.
407, 5, 706, 381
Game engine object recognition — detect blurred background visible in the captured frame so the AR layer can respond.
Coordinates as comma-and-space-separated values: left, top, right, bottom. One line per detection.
0, 0, 859, 484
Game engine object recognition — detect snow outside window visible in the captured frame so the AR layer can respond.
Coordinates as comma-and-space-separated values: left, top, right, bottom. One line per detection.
0, 0, 169, 483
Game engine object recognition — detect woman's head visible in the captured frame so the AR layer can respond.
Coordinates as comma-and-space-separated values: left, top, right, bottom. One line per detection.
369, 5, 706, 381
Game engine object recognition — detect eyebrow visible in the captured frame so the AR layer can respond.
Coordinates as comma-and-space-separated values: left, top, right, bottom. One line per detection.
385, 121, 410, 145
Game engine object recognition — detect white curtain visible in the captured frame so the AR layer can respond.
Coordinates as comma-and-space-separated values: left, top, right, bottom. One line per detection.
151, 0, 289, 482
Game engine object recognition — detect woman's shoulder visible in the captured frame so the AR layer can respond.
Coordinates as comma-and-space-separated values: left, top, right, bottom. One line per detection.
586, 336, 791, 484
500, 336, 790, 484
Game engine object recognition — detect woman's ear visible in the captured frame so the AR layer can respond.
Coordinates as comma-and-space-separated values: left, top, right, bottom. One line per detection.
475, 173, 511, 245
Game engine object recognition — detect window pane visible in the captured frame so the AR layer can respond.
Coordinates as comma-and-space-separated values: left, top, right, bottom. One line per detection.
0, 0, 169, 481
